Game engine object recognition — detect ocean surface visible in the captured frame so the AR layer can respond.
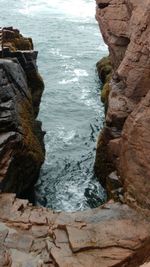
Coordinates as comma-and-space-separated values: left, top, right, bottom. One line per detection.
0, 0, 108, 211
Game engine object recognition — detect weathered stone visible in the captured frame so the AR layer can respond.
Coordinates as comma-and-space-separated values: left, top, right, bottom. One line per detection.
0, 194, 150, 267
0, 27, 45, 198
66, 219, 150, 252
119, 90, 150, 216
95, 0, 150, 217
96, 56, 112, 83
3, 27, 33, 51
0, 17, 150, 267
94, 128, 115, 187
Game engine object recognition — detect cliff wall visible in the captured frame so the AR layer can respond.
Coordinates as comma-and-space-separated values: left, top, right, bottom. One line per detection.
0, 27, 45, 197
0, 16, 150, 267
95, 0, 150, 216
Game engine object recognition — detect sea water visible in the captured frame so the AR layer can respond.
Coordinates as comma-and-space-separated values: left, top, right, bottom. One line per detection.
0, 0, 108, 211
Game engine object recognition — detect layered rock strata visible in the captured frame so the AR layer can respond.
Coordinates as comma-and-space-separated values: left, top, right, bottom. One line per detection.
0, 193, 150, 267
0, 17, 150, 267
95, 0, 150, 216
0, 27, 45, 197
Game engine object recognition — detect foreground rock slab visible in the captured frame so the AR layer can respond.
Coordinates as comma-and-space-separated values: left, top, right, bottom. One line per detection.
0, 194, 150, 267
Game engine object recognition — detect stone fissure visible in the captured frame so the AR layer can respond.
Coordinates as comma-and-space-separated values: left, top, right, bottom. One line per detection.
98, 3, 110, 9
0, 2, 150, 264
0, 193, 149, 266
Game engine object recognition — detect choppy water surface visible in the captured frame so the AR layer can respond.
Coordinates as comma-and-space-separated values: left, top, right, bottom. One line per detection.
0, 0, 108, 211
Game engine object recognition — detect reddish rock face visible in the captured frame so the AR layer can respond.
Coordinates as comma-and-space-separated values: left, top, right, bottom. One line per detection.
96, 0, 150, 99
0, 194, 150, 267
119, 90, 150, 215
95, 0, 150, 215
140, 264, 150, 267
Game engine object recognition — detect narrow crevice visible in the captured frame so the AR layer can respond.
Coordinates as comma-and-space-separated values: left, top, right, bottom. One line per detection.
98, 3, 109, 9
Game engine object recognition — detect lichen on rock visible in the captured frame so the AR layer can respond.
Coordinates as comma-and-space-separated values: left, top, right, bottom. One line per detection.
96, 56, 112, 109
2, 26, 33, 51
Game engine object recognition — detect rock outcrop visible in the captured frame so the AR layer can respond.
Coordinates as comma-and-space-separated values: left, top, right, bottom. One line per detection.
0, 13, 150, 267
95, 0, 150, 216
0, 193, 150, 267
0, 27, 45, 197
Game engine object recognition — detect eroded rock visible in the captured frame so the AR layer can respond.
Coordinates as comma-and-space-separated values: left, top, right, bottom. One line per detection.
0, 27, 45, 197
0, 194, 150, 267
95, 0, 150, 216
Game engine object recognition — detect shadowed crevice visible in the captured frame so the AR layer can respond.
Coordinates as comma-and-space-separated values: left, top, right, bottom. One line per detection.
98, 3, 109, 9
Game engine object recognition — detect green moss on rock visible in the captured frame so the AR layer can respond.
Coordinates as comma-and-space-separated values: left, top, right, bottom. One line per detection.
26, 70, 44, 117
96, 56, 112, 83
94, 57, 114, 190
97, 56, 112, 113
2, 28, 33, 51
18, 99, 45, 165
101, 75, 111, 104
94, 129, 115, 188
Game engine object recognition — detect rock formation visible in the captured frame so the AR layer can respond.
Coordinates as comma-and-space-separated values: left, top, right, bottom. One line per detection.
95, 0, 150, 216
0, 193, 150, 267
0, 7, 150, 266
0, 27, 45, 197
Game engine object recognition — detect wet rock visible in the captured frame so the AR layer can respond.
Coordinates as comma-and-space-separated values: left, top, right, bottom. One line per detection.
94, 127, 116, 187
96, 56, 112, 83
96, 56, 112, 109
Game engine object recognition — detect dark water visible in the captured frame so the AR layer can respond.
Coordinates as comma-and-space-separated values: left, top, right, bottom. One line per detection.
0, 0, 108, 211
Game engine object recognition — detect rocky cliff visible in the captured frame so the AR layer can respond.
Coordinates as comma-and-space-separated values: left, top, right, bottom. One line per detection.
0, 10, 150, 267
95, 0, 150, 216
0, 27, 45, 197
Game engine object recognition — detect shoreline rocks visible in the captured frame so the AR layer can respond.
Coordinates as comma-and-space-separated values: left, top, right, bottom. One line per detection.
0, 27, 45, 198
96, 56, 112, 108
0, 193, 150, 267
0, 8, 150, 266
95, 0, 150, 217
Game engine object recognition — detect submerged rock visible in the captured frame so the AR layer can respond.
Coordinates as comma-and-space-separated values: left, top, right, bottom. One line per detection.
0, 27, 45, 197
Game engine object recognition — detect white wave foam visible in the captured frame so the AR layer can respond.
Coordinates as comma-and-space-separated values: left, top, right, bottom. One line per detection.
19, 0, 95, 20
19, 0, 43, 15
49, 48, 61, 56
84, 98, 96, 107
74, 69, 89, 77
58, 129, 76, 143
80, 87, 90, 100
59, 68, 88, 85
59, 77, 79, 85
46, 0, 95, 19
49, 48, 72, 59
